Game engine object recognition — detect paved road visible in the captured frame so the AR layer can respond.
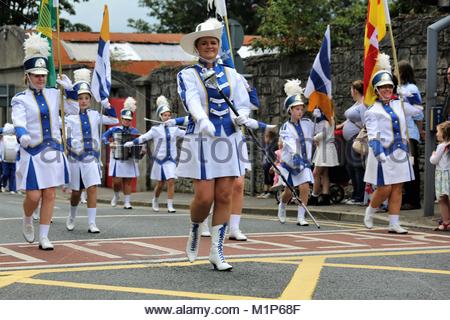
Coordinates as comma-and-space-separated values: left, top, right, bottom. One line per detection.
0, 193, 449, 300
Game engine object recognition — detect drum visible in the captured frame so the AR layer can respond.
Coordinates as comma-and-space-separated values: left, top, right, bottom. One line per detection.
112, 132, 143, 160
2, 135, 18, 163
112, 132, 130, 160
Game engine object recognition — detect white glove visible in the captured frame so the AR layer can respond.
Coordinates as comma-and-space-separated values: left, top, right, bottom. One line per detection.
235, 114, 248, 126
124, 141, 134, 148
397, 87, 412, 97
375, 152, 387, 163
71, 139, 81, 149
101, 98, 111, 109
164, 119, 176, 127
3, 123, 15, 134
243, 118, 259, 130
19, 135, 31, 148
312, 108, 322, 118
198, 118, 216, 137
56, 74, 73, 90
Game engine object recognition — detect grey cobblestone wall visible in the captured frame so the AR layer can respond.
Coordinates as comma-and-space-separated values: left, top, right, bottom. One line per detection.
145, 13, 450, 194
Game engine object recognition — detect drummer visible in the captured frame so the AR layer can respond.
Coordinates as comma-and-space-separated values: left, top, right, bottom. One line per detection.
102, 97, 140, 209
0, 123, 19, 194
62, 68, 119, 233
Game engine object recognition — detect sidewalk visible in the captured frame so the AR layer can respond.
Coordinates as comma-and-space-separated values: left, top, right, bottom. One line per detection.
56, 187, 441, 230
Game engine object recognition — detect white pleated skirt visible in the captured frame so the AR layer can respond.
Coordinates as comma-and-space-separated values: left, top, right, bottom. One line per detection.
108, 151, 140, 178
364, 148, 414, 186
176, 131, 245, 180
68, 156, 102, 190
151, 160, 177, 181
16, 147, 70, 190
279, 165, 313, 188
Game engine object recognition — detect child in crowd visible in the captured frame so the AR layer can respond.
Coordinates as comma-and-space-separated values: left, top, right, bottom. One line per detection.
310, 109, 339, 205
257, 130, 278, 199
430, 121, 450, 231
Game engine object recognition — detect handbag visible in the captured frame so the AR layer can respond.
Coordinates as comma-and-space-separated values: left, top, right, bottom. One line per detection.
352, 127, 368, 155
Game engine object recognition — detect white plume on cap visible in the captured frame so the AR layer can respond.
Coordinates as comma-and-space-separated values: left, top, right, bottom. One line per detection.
23, 33, 50, 61
376, 53, 392, 72
123, 97, 137, 112
156, 95, 169, 108
74, 68, 91, 84
201, 18, 223, 31
284, 79, 304, 97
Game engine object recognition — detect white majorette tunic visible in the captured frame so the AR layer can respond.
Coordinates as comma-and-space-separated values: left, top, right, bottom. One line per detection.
102, 125, 140, 178
65, 108, 118, 190
312, 118, 339, 167
364, 98, 422, 186
176, 62, 252, 179
11, 88, 78, 190
133, 124, 185, 181
279, 118, 315, 187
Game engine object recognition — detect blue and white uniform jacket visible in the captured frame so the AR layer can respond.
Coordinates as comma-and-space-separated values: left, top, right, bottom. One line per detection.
364, 98, 423, 186
176, 61, 252, 136
133, 124, 185, 165
11, 88, 79, 154
66, 108, 118, 161
279, 118, 316, 175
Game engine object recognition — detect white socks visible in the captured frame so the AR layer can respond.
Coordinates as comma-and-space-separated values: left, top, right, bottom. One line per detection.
87, 208, 96, 225
389, 214, 400, 226
167, 198, 173, 207
297, 206, 306, 220
124, 195, 131, 203
70, 206, 78, 219
39, 224, 50, 239
114, 192, 120, 199
23, 214, 32, 224
366, 205, 377, 216
279, 202, 287, 209
229, 214, 241, 231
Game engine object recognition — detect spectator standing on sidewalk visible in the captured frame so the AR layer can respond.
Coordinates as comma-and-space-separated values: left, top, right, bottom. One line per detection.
257, 130, 278, 199
398, 61, 424, 210
310, 108, 339, 206
340, 80, 367, 205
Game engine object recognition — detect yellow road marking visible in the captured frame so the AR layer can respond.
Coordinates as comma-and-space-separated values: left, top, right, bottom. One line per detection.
18, 278, 266, 300
1, 248, 449, 300
279, 256, 325, 300
324, 263, 450, 275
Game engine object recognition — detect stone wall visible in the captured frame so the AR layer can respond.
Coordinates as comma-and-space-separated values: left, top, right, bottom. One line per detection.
144, 12, 450, 194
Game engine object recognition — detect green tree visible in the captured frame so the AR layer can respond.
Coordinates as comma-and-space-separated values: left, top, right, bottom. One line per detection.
0, 0, 91, 32
127, 0, 265, 34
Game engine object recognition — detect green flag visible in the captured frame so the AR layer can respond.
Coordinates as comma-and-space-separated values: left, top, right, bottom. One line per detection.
36, 0, 57, 88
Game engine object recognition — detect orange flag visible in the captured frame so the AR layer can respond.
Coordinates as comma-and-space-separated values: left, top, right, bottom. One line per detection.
363, 0, 388, 106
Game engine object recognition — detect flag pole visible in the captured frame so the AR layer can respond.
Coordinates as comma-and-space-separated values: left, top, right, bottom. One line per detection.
55, 3, 67, 155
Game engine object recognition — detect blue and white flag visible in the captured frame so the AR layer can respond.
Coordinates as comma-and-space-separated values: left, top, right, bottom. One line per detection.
91, 5, 111, 102
207, 0, 234, 68
304, 25, 333, 121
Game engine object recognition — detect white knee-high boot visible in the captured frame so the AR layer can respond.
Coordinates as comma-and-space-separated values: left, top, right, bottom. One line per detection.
186, 222, 201, 262
209, 223, 232, 271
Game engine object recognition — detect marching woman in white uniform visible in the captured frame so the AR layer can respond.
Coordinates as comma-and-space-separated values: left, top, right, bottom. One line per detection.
62, 68, 119, 233
177, 18, 252, 271
102, 98, 140, 209
125, 95, 185, 213
12, 33, 78, 250
363, 57, 423, 234
277, 80, 316, 226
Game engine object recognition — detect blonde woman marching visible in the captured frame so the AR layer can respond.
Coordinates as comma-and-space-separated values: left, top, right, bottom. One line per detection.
12, 33, 79, 250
